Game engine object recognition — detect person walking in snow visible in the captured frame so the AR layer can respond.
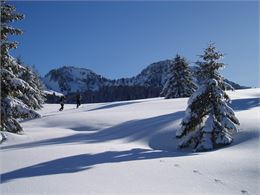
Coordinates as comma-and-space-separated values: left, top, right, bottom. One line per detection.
76, 93, 81, 108
59, 96, 65, 111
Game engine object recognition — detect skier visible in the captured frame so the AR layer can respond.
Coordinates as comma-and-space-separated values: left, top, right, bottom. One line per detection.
59, 96, 65, 111
76, 93, 81, 108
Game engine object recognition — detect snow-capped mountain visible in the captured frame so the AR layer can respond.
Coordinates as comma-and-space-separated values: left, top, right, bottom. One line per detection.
42, 60, 176, 94
43, 66, 110, 93
43, 60, 247, 95
111, 60, 172, 87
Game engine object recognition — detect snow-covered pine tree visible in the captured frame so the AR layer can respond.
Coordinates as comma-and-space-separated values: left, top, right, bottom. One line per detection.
1, 0, 44, 133
17, 58, 46, 109
161, 54, 197, 99
176, 44, 240, 152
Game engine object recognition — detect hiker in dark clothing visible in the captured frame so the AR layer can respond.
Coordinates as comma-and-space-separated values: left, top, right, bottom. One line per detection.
59, 96, 65, 111
76, 93, 81, 108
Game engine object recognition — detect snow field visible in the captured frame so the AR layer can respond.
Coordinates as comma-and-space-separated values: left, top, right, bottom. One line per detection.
1, 88, 259, 195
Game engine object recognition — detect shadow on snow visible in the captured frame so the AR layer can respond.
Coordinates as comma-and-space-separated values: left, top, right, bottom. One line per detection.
1, 111, 184, 151
230, 98, 260, 111
1, 148, 196, 183
2, 98, 259, 151
87, 101, 141, 112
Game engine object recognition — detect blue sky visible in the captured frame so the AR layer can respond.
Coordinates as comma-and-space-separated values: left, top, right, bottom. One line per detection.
11, 1, 259, 87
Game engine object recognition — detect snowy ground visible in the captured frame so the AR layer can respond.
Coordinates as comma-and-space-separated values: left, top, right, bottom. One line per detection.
1, 88, 259, 195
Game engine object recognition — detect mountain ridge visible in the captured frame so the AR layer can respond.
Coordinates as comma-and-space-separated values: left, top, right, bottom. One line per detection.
42, 60, 249, 104
43, 60, 247, 95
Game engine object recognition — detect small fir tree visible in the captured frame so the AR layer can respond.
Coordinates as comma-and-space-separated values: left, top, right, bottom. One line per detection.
161, 54, 197, 99
1, 0, 44, 133
176, 44, 240, 152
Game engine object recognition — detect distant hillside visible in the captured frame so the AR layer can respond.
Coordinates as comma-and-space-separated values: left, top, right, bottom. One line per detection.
43, 66, 110, 93
42, 60, 249, 103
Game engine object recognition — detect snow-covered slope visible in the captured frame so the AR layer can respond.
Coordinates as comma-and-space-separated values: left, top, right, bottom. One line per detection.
1, 88, 259, 194
132, 60, 172, 87
42, 60, 173, 94
112, 60, 172, 87
43, 90, 63, 97
43, 66, 110, 93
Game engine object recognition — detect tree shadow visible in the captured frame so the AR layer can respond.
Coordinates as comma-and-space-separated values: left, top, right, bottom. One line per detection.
84, 111, 184, 144
230, 98, 260, 111
1, 148, 196, 183
149, 131, 178, 151
231, 130, 260, 146
1, 111, 184, 150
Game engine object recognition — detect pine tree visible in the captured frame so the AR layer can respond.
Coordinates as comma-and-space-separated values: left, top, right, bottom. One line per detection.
1, 0, 44, 133
17, 58, 46, 109
161, 54, 197, 99
176, 44, 240, 152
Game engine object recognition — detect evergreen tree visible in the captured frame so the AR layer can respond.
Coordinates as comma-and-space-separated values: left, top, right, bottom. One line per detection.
17, 58, 46, 109
176, 44, 240, 152
161, 54, 196, 99
1, 0, 44, 133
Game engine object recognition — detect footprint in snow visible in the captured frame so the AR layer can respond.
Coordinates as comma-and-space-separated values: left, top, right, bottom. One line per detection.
193, 169, 202, 175
241, 190, 249, 194
214, 178, 224, 185
174, 164, 180, 167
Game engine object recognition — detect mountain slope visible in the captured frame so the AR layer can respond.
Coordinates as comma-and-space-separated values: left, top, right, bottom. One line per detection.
1, 88, 259, 194
42, 60, 173, 94
113, 60, 172, 87
43, 60, 248, 96
43, 66, 110, 93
